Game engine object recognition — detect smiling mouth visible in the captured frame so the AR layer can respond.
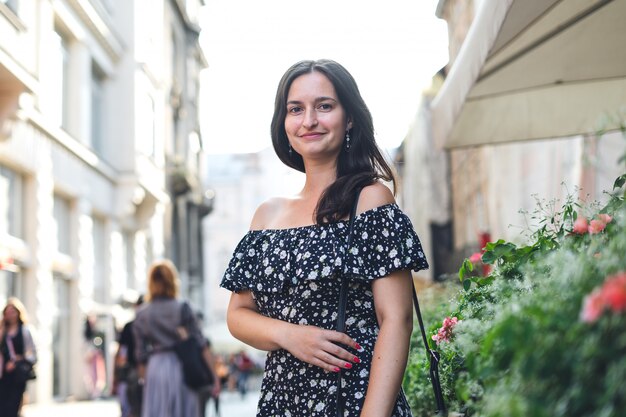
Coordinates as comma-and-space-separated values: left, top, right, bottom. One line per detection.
300, 132, 324, 139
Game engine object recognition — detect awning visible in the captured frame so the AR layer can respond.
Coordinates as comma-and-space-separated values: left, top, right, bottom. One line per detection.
431, 0, 626, 149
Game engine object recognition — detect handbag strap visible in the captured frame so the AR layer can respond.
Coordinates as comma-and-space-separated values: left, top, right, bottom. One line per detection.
411, 282, 447, 414
336, 187, 362, 416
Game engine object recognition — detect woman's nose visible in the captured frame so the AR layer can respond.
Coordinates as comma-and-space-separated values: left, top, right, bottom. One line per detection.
302, 108, 318, 128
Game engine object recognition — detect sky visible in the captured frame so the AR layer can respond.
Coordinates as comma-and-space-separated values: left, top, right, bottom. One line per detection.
198, 1, 449, 154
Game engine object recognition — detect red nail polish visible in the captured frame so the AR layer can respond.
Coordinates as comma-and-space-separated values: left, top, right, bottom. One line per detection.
344, 363, 352, 369
333, 367, 340, 372
353, 357, 360, 363
355, 343, 362, 350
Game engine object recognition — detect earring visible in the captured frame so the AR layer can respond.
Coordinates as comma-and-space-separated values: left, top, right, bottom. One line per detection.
345, 131, 351, 151
288, 143, 293, 157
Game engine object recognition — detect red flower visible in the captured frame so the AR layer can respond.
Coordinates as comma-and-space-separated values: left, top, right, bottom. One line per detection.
432, 316, 460, 344
580, 272, 626, 323
602, 272, 626, 312
469, 252, 483, 264
588, 219, 606, 234
572, 217, 589, 234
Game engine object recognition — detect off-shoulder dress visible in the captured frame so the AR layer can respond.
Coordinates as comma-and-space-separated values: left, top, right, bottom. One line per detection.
221, 204, 428, 417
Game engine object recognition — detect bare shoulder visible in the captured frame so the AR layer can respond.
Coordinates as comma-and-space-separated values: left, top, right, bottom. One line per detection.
356, 182, 396, 214
249, 197, 288, 230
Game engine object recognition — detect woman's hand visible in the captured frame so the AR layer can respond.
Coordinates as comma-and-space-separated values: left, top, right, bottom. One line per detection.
278, 324, 361, 373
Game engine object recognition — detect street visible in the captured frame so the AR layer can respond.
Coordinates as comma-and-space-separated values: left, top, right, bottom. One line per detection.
21, 390, 260, 417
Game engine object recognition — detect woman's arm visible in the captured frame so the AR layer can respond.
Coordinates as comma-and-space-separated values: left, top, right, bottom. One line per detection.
227, 291, 361, 372
360, 270, 414, 417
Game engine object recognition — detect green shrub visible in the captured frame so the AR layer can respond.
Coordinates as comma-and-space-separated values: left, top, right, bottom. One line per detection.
405, 169, 626, 416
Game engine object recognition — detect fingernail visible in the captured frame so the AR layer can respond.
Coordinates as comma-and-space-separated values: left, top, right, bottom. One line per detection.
353, 357, 360, 363
333, 367, 340, 373
344, 363, 352, 369
355, 343, 362, 350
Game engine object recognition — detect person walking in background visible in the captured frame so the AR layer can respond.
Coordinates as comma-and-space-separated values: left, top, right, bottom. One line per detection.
222, 59, 428, 416
0, 297, 38, 417
114, 294, 144, 417
233, 350, 253, 398
83, 314, 107, 399
133, 260, 219, 417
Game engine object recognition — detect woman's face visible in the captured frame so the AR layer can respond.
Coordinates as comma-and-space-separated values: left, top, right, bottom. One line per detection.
284, 71, 351, 162
3, 305, 19, 324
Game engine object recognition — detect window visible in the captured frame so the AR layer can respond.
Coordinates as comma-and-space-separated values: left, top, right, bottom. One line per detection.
50, 28, 71, 130
52, 273, 71, 397
91, 62, 106, 154
53, 194, 71, 255
0, 165, 23, 238
92, 216, 106, 303
137, 93, 156, 158
0, 0, 19, 15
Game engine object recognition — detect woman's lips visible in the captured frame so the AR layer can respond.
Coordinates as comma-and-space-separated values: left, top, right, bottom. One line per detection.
300, 132, 324, 139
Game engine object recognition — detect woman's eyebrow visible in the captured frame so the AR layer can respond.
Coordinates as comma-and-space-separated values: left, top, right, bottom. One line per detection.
286, 96, 338, 105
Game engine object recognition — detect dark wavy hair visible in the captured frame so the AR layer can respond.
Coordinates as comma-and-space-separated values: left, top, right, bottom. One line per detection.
271, 59, 396, 224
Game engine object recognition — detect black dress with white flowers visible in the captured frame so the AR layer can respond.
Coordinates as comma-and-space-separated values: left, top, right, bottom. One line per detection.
221, 204, 428, 417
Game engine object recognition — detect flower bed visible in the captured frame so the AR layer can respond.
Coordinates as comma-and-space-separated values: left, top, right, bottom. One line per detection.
404, 171, 626, 417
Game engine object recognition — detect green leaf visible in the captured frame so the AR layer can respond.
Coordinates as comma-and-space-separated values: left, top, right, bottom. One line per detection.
613, 174, 626, 190
463, 279, 472, 291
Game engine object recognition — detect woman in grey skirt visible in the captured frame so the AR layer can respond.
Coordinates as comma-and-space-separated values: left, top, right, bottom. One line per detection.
133, 259, 218, 417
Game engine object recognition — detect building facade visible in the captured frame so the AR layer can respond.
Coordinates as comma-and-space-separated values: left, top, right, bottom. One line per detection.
0, 0, 207, 403
400, 0, 626, 280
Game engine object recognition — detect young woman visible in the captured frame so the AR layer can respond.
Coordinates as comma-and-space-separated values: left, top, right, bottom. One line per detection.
133, 260, 219, 417
0, 297, 37, 417
222, 59, 428, 416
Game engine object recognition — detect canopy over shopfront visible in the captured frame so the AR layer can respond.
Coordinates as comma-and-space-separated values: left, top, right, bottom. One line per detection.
432, 0, 626, 149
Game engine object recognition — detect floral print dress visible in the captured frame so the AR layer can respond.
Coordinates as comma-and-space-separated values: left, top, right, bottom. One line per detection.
221, 204, 428, 417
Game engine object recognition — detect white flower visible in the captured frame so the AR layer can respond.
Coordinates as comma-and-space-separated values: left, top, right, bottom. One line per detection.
308, 270, 318, 280
361, 231, 368, 239
248, 249, 256, 256
355, 392, 363, 399
265, 266, 274, 275
322, 266, 331, 277
394, 258, 401, 268
382, 228, 389, 237
376, 245, 384, 252
310, 282, 318, 291
379, 267, 387, 275
280, 250, 287, 259
262, 242, 269, 251
265, 391, 273, 401
406, 238, 414, 248
315, 402, 325, 412
389, 249, 397, 258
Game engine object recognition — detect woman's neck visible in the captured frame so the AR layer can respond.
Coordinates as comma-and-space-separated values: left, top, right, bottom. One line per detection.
300, 159, 337, 200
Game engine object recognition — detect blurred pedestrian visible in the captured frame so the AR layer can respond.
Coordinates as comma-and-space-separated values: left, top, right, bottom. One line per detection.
222, 59, 428, 416
83, 314, 106, 399
133, 259, 219, 417
0, 297, 37, 417
198, 339, 220, 417
233, 350, 253, 398
114, 294, 144, 417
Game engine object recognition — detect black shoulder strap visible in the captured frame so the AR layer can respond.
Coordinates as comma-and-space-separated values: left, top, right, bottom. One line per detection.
336, 188, 362, 416
411, 284, 447, 414
336, 188, 362, 333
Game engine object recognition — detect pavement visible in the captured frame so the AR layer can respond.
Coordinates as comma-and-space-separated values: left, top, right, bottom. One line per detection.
21, 390, 260, 417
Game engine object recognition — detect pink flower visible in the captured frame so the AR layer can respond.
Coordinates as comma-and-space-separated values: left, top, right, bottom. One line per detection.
572, 217, 588, 234
580, 272, 626, 323
580, 289, 605, 323
598, 213, 613, 224
588, 219, 606, 234
432, 316, 460, 344
602, 272, 626, 312
469, 252, 483, 264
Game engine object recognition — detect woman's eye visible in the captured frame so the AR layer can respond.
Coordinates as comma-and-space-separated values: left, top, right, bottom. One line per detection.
288, 106, 303, 114
318, 103, 333, 111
